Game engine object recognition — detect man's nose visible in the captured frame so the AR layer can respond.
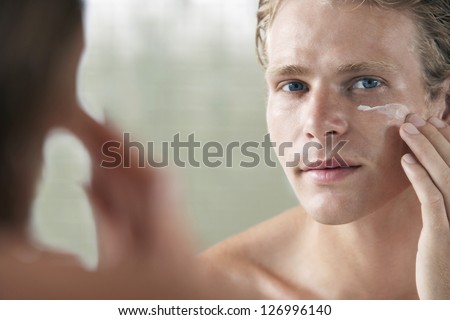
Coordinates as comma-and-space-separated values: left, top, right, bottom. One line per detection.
301, 89, 349, 141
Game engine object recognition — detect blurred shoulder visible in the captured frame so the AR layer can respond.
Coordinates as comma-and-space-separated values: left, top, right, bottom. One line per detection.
0, 246, 84, 299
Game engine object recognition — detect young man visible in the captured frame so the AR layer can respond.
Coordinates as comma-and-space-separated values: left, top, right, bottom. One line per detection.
202, 0, 450, 299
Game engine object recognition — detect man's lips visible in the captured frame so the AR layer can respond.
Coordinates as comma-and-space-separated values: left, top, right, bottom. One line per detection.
298, 159, 362, 184
300, 159, 361, 171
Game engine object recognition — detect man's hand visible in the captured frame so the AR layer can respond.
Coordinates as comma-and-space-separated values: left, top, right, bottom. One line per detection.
67, 108, 191, 269
400, 114, 450, 299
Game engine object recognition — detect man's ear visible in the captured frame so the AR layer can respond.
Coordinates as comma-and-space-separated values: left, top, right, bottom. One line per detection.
443, 77, 450, 124
445, 91, 450, 123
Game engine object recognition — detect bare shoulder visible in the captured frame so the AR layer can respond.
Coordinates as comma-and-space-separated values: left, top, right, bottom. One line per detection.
200, 206, 311, 298
202, 206, 306, 261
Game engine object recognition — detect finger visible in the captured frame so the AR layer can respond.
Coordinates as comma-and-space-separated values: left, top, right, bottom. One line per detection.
83, 183, 136, 267
400, 122, 450, 199
83, 183, 109, 219
406, 114, 450, 167
428, 116, 450, 143
67, 108, 118, 154
83, 183, 119, 264
90, 164, 169, 249
84, 176, 140, 244
83, 182, 129, 230
401, 153, 449, 232
401, 115, 450, 221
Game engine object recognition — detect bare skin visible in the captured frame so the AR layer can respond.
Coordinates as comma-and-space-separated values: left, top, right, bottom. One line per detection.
202, 0, 450, 299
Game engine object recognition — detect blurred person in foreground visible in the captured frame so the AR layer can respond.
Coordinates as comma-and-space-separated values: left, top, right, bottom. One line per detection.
202, 0, 450, 299
0, 0, 243, 299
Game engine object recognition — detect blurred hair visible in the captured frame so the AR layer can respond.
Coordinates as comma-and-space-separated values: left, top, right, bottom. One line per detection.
256, 0, 450, 102
0, 0, 83, 230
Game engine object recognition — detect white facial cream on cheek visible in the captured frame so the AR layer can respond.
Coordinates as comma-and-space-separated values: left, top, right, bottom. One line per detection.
357, 103, 410, 124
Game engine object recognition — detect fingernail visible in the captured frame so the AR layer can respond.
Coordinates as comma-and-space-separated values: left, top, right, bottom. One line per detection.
408, 114, 426, 127
403, 153, 417, 164
429, 116, 446, 129
403, 123, 420, 135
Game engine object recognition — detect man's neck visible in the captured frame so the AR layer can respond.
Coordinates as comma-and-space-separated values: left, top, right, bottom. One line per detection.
303, 187, 422, 298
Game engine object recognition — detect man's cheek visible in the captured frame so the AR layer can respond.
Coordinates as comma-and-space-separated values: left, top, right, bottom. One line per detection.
276, 141, 294, 165
275, 141, 304, 168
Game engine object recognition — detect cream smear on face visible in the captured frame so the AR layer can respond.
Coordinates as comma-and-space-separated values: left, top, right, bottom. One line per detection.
357, 103, 410, 124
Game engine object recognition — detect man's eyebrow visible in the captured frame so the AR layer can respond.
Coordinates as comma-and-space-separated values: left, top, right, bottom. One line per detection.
266, 64, 311, 78
336, 61, 398, 74
266, 61, 398, 78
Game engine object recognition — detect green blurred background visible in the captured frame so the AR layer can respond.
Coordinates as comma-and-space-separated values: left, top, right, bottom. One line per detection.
32, 0, 297, 267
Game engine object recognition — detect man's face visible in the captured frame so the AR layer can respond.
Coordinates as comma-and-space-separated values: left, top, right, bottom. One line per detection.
265, 0, 434, 224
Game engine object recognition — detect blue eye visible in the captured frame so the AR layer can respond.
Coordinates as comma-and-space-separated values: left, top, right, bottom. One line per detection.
281, 82, 307, 92
353, 78, 382, 89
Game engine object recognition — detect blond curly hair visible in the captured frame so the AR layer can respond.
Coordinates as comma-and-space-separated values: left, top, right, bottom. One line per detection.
256, 0, 450, 102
